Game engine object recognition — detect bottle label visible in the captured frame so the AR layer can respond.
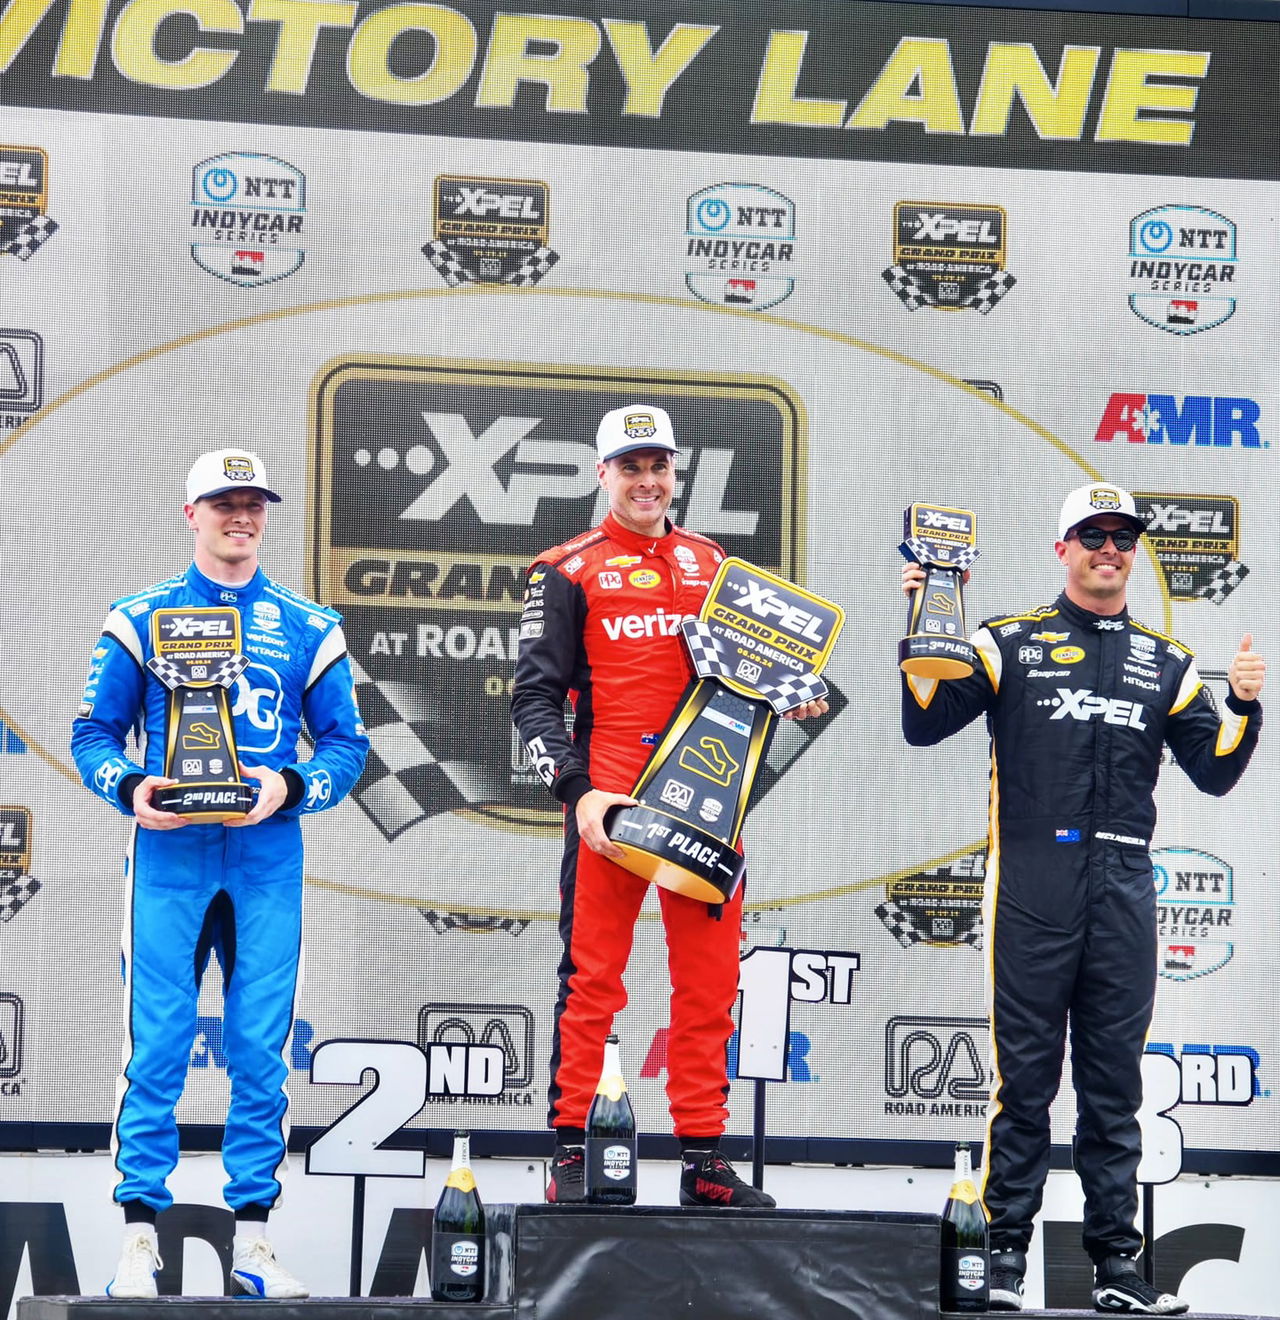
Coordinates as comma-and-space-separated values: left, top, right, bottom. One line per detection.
941, 1246, 989, 1308
586, 1136, 637, 1200
431, 1231, 485, 1297
949, 1179, 980, 1205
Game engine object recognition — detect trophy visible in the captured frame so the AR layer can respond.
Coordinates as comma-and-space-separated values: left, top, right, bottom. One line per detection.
899, 503, 980, 680
146, 607, 255, 821
605, 557, 844, 904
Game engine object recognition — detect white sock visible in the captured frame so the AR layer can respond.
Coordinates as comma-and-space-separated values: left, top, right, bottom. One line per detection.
125, 1223, 158, 1247
234, 1221, 267, 1243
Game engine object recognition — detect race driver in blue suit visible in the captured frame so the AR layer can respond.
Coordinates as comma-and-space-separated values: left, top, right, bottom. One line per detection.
71, 449, 368, 1300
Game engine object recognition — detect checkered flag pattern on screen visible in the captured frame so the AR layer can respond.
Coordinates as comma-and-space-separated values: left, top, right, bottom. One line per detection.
419, 910, 531, 937
347, 661, 489, 841
504, 248, 559, 286
875, 898, 982, 950
423, 239, 559, 289
882, 265, 930, 311
1, 216, 58, 261
1197, 560, 1249, 606
965, 271, 1017, 314
422, 239, 469, 288
0, 876, 41, 923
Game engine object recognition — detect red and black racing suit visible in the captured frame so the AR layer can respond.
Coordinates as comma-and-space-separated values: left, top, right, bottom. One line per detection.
511, 512, 738, 1138
902, 591, 1260, 1262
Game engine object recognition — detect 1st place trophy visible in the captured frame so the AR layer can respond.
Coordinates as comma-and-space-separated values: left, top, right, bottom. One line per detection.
899, 503, 980, 680
605, 557, 845, 905
146, 607, 255, 821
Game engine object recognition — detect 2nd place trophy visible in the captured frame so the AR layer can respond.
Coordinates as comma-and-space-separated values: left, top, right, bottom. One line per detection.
146, 607, 255, 821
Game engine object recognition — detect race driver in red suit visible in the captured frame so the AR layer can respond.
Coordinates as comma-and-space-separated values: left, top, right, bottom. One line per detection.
511, 403, 826, 1206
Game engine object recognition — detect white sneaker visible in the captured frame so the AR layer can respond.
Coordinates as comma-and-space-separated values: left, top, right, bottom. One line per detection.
106, 1230, 162, 1299
230, 1236, 310, 1299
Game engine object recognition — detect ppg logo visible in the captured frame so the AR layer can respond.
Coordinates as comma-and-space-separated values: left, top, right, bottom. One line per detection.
418, 1001, 535, 1088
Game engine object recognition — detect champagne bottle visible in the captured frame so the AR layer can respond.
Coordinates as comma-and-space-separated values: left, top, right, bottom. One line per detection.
940, 1141, 989, 1312
585, 1033, 637, 1204
430, 1130, 485, 1302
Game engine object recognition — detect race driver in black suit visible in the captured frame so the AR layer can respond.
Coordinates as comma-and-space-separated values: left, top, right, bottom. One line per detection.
900, 482, 1264, 1315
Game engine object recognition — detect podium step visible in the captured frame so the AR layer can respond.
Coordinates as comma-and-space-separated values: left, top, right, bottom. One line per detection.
22, 1205, 1269, 1320
513, 1203, 941, 1320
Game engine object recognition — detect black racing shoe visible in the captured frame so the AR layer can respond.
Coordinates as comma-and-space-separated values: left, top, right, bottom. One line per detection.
679, 1150, 776, 1208
1092, 1256, 1189, 1315
988, 1248, 1027, 1312
546, 1144, 586, 1204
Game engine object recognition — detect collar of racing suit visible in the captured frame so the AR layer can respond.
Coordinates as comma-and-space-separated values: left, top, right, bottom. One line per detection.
1053, 590, 1130, 632
184, 561, 268, 603
598, 511, 678, 557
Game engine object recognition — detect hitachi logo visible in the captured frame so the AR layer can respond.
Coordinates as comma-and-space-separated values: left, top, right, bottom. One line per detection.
602, 610, 692, 641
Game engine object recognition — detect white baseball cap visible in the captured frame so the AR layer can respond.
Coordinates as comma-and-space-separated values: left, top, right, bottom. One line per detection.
596, 404, 680, 463
1057, 482, 1145, 541
185, 448, 282, 505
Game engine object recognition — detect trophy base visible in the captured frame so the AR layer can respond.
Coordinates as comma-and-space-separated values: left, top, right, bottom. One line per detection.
153, 781, 255, 823
899, 633, 977, 680
605, 805, 745, 905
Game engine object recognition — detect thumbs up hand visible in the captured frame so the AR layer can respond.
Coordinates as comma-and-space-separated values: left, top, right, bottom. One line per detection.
1228, 632, 1266, 702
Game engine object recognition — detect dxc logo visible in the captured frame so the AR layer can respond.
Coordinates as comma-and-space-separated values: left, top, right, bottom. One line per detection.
192, 1015, 314, 1071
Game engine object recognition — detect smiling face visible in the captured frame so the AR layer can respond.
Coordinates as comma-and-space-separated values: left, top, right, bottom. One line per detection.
184, 488, 268, 579
1055, 514, 1136, 614
598, 447, 676, 538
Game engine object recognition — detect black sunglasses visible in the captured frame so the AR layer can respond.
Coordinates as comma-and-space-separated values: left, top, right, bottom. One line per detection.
1073, 525, 1140, 552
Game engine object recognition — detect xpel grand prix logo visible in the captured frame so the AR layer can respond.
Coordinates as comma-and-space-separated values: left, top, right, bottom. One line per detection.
309, 357, 816, 840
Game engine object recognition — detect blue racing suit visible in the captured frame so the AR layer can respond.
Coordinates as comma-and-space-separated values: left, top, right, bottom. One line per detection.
70, 562, 368, 1213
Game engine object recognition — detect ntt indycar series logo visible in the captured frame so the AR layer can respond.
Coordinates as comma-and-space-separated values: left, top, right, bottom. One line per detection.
684, 183, 796, 311
190, 153, 306, 287
1154, 847, 1235, 981
1128, 206, 1237, 336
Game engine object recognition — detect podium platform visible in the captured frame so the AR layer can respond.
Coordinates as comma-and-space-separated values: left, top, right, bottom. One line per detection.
16, 1203, 1273, 1320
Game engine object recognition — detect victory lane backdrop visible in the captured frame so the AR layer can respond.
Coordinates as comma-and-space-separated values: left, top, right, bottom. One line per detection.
0, 0, 1277, 1174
